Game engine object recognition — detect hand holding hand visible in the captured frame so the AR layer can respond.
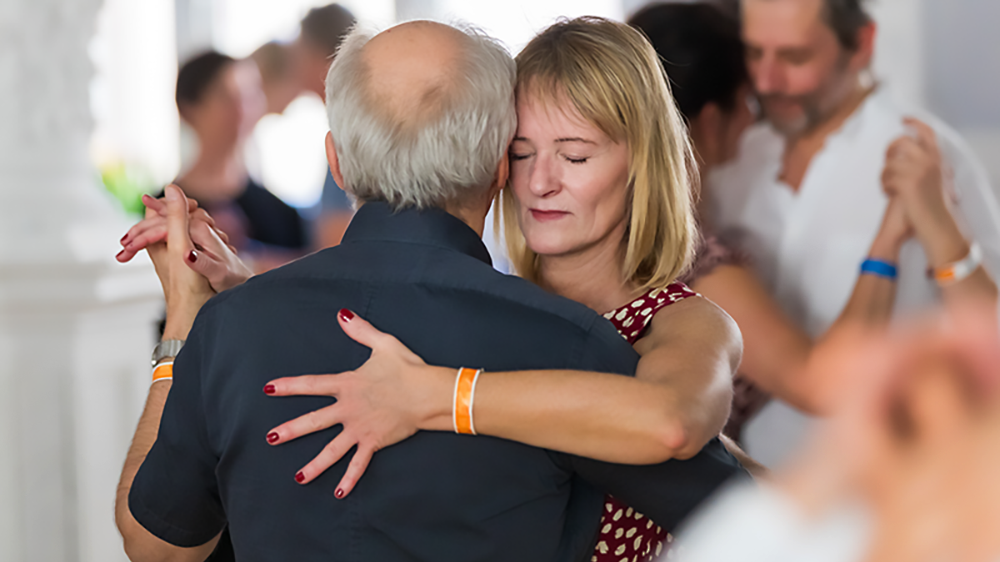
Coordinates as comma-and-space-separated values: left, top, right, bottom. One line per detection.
151, 186, 216, 340
881, 118, 962, 252
118, 192, 253, 292
263, 310, 452, 497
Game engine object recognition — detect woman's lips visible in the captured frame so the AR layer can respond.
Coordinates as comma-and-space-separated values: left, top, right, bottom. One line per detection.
530, 209, 569, 221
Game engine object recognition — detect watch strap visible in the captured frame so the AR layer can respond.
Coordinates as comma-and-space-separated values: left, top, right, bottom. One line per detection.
152, 339, 185, 366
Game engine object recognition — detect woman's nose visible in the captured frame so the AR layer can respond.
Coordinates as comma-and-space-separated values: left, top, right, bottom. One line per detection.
527, 155, 559, 198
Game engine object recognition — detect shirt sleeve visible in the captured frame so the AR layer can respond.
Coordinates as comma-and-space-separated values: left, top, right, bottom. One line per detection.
128, 314, 226, 547
566, 438, 749, 532
563, 320, 751, 531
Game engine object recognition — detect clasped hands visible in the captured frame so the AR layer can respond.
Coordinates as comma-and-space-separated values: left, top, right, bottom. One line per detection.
879, 117, 965, 259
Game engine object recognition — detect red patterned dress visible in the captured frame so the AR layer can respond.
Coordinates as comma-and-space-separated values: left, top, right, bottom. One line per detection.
592, 282, 698, 562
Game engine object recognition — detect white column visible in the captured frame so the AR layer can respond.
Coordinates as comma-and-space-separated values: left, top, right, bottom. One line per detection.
0, 1, 163, 561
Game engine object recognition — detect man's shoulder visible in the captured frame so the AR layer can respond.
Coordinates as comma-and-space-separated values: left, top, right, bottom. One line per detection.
200, 242, 620, 341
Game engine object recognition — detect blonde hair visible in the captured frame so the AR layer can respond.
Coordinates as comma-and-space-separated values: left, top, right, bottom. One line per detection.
500, 16, 698, 292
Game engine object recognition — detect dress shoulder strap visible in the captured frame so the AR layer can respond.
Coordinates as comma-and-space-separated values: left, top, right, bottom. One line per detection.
603, 282, 698, 344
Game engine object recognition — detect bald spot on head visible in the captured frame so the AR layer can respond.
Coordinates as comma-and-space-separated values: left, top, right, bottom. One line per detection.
361, 21, 469, 134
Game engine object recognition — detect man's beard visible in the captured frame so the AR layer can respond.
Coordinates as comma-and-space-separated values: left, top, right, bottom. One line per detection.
759, 57, 857, 138
758, 92, 828, 136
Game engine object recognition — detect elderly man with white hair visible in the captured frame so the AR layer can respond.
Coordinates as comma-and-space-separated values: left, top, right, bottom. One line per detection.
113, 21, 742, 562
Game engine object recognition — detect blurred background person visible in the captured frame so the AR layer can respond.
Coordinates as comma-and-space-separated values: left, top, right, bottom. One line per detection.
249, 41, 301, 117
704, 0, 1000, 466
172, 50, 308, 270
626, 2, 995, 448
292, 3, 359, 248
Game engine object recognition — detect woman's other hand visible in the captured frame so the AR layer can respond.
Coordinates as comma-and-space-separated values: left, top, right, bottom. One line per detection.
150, 186, 216, 340
262, 311, 452, 497
118, 191, 253, 292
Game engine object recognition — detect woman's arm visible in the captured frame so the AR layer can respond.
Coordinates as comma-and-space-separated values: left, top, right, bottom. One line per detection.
467, 296, 740, 462
264, 300, 742, 493
691, 200, 908, 415
630, 296, 742, 457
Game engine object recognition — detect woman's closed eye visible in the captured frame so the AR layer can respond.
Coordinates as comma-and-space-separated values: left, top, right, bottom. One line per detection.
510, 151, 533, 161
564, 155, 589, 164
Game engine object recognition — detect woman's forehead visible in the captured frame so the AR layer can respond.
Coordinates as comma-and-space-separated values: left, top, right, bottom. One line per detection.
514, 90, 610, 141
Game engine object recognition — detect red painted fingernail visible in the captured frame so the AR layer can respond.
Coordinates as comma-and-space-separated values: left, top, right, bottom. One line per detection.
295, 471, 305, 483
335, 488, 345, 499
338, 308, 355, 322
266, 432, 280, 444
120, 234, 128, 244
263, 384, 276, 395
115, 250, 125, 260
187, 250, 198, 263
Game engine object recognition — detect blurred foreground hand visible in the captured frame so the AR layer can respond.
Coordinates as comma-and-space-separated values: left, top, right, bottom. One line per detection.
677, 305, 1000, 562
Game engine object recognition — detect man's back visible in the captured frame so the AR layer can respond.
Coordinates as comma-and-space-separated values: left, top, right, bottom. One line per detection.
130, 202, 743, 562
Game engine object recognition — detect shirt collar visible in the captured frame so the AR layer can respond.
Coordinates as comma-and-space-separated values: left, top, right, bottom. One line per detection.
341, 200, 493, 266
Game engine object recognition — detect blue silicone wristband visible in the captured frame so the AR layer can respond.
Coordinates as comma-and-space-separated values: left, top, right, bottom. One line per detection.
860, 259, 898, 280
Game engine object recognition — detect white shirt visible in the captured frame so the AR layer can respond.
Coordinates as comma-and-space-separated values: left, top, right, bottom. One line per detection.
707, 88, 1000, 466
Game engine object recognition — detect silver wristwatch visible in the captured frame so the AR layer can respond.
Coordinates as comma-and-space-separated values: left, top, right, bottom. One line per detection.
152, 339, 185, 367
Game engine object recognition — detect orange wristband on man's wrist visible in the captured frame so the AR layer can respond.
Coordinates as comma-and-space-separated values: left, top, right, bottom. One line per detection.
152, 361, 174, 384
453, 367, 481, 435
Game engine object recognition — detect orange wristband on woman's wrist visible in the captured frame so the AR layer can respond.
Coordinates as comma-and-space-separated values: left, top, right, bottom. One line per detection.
453, 367, 481, 435
152, 361, 174, 384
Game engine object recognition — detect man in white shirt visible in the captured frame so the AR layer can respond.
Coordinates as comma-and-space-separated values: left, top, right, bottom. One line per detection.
707, 0, 1000, 465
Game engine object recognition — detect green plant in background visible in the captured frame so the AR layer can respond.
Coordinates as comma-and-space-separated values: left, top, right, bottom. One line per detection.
100, 162, 159, 217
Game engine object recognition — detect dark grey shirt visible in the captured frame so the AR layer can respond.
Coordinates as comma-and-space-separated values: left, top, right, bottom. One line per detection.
130, 201, 745, 562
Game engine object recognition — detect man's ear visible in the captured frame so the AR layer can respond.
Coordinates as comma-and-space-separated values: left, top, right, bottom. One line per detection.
325, 131, 347, 191
490, 150, 510, 200
850, 22, 877, 71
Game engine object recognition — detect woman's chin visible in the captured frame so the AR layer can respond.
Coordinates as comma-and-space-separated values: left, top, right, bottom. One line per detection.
526, 239, 577, 259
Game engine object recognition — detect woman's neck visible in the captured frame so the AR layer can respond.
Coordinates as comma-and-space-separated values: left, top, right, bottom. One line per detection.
537, 231, 639, 314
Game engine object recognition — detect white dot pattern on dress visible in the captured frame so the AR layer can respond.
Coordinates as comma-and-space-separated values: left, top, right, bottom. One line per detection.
593, 283, 696, 562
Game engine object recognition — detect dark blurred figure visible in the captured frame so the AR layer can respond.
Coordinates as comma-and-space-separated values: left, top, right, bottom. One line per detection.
174, 51, 308, 269
249, 41, 300, 116
629, 2, 753, 188
292, 4, 358, 248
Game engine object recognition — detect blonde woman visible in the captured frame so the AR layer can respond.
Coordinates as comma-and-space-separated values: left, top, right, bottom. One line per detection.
123, 17, 745, 561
